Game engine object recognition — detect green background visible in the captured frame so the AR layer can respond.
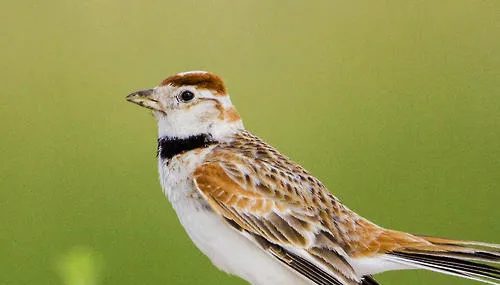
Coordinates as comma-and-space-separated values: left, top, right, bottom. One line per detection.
1, 1, 499, 285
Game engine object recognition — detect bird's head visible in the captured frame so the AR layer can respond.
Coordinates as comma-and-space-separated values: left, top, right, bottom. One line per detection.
126, 71, 243, 141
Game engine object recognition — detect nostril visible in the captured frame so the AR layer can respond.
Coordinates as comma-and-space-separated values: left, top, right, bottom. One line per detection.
138, 90, 153, 97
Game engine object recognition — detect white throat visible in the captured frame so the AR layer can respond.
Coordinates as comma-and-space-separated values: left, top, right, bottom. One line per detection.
155, 112, 244, 141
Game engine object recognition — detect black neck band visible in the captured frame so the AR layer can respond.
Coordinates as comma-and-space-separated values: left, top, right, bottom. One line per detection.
158, 134, 217, 161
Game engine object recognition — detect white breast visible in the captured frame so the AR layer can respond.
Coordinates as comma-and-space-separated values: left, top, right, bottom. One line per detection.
158, 150, 311, 285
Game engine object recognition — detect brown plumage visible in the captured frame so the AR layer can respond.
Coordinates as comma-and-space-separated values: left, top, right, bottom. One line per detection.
194, 130, 500, 285
127, 70, 500, 285
160, 72, 227, 95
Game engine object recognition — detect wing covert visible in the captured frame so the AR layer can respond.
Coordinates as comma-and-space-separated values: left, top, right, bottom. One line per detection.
193, 158, 362, 285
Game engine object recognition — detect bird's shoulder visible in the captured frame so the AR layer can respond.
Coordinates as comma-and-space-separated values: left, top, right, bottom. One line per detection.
204, 130, 330, 209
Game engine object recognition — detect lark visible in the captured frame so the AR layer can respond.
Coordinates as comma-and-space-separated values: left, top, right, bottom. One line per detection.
126, 71, 499, 285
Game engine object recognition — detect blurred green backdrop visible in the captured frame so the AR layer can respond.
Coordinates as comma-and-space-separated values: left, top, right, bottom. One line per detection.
1, 1, 499, 285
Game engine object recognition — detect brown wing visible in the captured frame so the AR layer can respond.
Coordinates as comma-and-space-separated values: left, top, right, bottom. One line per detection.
196, 131, 500, 285
192, 131, 384, 285
194, 162, 361, 285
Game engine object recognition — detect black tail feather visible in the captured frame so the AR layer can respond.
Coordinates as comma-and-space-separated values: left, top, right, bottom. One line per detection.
388, 251, 500, 284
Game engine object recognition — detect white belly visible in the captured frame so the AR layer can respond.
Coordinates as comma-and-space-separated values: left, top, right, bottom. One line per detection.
159, 152, 311, 285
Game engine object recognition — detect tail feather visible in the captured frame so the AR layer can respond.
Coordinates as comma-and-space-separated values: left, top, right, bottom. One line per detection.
418, 236, 500, 250
390, 252, 499, 279
415, 235, 500, 264
402, 249, 500, 264
385, 235, 500, 284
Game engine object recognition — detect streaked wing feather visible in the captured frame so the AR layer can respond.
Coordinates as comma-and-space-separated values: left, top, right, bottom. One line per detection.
193, 154, 363, 285
191, 130, 500, 285
251, 234, 346, 285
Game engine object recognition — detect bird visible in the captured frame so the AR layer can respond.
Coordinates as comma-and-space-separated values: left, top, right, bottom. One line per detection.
126, 71, 499, 285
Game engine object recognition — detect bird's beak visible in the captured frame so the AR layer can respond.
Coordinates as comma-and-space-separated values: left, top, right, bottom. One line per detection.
126, 89, 161, 111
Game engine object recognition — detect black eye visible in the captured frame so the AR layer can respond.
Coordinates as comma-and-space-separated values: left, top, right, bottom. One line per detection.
180, 90, 195, 102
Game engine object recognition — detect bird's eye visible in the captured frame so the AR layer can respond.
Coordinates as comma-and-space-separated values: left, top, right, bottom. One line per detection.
180, 90, 195, 102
